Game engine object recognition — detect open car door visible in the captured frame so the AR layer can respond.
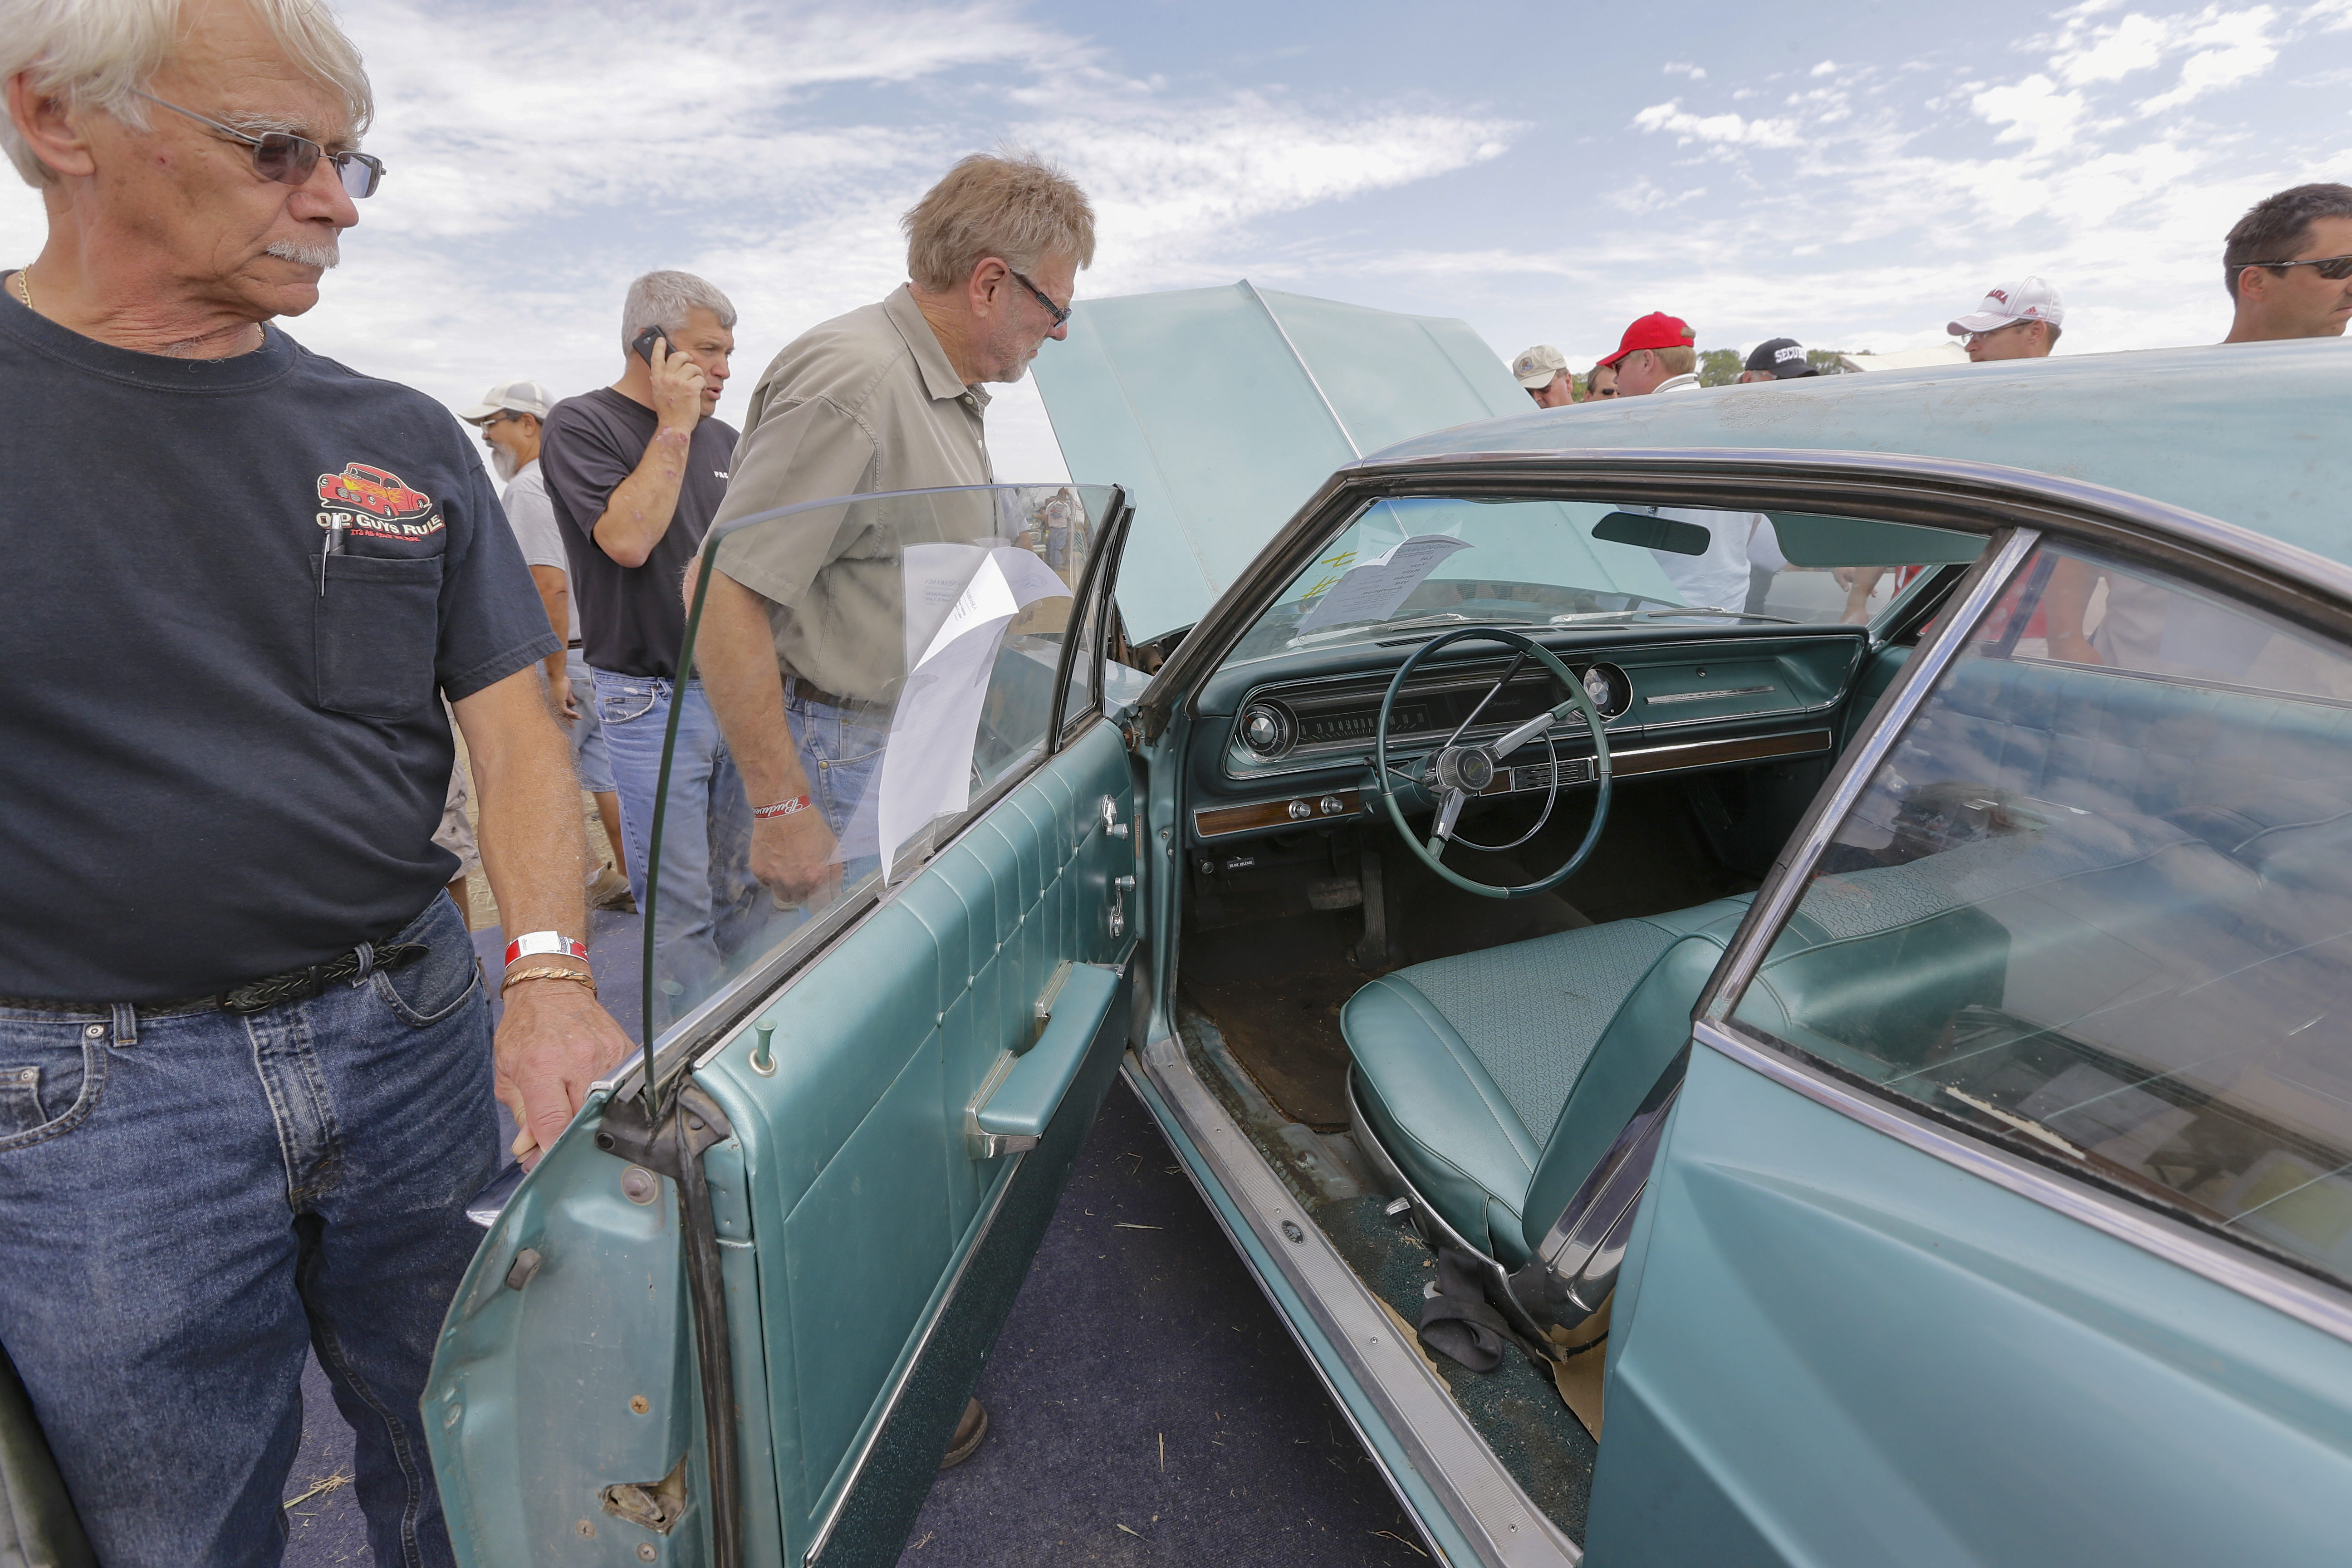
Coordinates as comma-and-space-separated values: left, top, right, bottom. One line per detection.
1586, 524, 2352, 1563
427, 484, 1142, 1567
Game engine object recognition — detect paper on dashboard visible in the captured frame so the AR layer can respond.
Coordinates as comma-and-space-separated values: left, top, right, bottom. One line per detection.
1293, 534, 1474, 633
877, 545, 1071, 873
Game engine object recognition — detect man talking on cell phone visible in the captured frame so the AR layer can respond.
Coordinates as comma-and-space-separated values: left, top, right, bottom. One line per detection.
539, 272, 761, 1021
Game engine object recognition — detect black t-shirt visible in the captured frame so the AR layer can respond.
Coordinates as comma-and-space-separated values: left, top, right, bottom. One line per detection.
538, 388, 737, 679
0, 287, 558, 1002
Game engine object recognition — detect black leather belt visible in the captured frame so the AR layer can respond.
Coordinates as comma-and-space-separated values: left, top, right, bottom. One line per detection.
784, 675, 891, 716
0, 941, 430, 1018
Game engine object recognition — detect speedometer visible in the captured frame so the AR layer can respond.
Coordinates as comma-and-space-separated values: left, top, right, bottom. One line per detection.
1578, 663, 1631, 719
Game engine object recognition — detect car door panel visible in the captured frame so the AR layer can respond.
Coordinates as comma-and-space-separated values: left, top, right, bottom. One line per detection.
1588, 1043, 2352, 1568
428, 485, 1138, 1568
675, 719, 1137, 1564
431, 721, 1136, 1568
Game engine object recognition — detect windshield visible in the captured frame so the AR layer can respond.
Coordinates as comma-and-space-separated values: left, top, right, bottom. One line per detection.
1224, 495, 1986, 662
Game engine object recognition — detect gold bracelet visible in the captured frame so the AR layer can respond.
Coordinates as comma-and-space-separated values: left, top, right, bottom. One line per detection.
501, 965, 598, 997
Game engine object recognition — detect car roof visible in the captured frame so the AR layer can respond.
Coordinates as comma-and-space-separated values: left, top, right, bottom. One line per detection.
1368, 339, 2352, 573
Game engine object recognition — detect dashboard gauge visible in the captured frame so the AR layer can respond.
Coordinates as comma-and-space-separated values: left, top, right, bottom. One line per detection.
1578, 663, 1632, 720
1237, 699, 1297, 760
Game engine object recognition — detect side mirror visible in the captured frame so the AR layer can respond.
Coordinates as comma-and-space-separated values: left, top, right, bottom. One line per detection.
1593, 510, 1712, 557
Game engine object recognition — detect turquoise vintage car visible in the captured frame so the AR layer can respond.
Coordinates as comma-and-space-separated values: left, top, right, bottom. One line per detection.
424, 289, 2352, 1568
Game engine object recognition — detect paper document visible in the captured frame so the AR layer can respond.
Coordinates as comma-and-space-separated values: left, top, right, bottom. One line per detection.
876, 546, 1071, 873
1294, 534, 1473, 633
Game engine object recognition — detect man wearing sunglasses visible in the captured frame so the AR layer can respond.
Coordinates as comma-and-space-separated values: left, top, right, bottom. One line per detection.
692, 152, 1093, 1471
0, 1, 630, 1563
2222, 182, 2352, 343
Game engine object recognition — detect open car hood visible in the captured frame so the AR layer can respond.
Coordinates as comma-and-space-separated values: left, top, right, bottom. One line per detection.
1031, 281, 1533, 642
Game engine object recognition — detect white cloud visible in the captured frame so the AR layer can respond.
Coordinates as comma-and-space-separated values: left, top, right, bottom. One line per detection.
1663, 61, 1708, 79
2052, 11, 2180, 80
2138, 10, 2282, 111
1631, 99, 1804, 148
1973, 74, 2090, 153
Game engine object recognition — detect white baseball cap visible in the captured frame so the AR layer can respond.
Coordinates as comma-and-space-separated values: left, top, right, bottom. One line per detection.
1511, 344, 1569, 388
459, 379, 555, 423
1947, 277, 2065, 337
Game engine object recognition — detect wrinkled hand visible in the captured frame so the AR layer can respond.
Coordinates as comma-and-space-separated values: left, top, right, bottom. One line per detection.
751, 809, 841, 908
649, 340, 707, 433
494, 976, 634, 1168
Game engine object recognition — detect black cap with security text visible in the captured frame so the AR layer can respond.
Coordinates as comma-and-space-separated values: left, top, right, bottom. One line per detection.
1742, 338, 1818, 379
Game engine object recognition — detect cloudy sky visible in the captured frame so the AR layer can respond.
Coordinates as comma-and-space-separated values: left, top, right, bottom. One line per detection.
5, 0, 2347, 479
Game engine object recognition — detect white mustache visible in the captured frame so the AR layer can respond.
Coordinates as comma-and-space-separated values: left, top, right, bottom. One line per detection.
265, 238, 340, 270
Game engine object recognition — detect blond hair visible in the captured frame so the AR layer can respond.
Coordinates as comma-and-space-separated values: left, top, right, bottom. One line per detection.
1, 0, 372, 186
902, 151, 1095, 294
1650, 345, 1697, 376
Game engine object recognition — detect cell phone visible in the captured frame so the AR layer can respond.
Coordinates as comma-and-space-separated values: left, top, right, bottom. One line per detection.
631, 326, 671, 365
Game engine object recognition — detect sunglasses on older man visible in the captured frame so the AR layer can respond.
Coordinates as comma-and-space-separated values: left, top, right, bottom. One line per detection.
132, 89, 385, 199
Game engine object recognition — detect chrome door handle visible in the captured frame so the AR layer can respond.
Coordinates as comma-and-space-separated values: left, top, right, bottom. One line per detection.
1100, 796, 1129, 839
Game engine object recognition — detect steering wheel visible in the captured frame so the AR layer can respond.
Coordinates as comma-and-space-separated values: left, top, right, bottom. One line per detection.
1374, 628, 1613, 901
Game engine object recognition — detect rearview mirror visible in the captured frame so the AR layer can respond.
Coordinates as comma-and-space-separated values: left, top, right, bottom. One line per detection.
1593, 510, 1711, 557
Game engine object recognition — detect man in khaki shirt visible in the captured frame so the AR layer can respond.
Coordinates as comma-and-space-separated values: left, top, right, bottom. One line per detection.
698, 152, 1094, 886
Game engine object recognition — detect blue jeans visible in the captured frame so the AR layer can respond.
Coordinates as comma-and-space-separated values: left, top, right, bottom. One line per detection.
593, 671, 763, 1026
562, 662, 614, 795
787, 685, 887, 872
0, 896, 495, 1568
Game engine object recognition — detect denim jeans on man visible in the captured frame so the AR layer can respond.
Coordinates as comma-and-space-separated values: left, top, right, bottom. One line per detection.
0, 896, 494, 1568
787, 682, 887, 885
593, 671, 764, 1026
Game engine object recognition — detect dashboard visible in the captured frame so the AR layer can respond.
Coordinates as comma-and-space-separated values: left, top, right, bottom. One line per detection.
1184, 626, 1870, 844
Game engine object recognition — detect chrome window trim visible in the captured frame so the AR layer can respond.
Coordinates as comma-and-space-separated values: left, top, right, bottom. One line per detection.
1693, 1019, 2352, 1350
1694, 526, 2040, 1020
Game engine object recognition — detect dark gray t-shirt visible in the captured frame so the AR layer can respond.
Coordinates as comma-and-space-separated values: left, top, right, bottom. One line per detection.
0, 287, 558, 1001
538, 388, 737, 680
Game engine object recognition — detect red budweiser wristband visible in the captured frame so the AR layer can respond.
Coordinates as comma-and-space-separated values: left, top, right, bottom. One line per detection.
505, 931, 589, 968
752, 795, 813, 820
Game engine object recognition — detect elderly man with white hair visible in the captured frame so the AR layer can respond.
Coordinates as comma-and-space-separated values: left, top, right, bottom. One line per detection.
0, 0, 629, 1561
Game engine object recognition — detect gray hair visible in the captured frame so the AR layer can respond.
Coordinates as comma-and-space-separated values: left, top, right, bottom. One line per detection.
902, 151, 1095, 294
0, 0, 372, 187
621, 270, 737, 348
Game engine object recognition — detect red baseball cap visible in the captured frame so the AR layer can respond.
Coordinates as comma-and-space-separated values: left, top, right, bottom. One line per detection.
1599, 312, 1696, 368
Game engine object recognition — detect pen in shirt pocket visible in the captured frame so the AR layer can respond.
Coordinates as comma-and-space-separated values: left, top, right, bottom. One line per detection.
318, 515, 348, 595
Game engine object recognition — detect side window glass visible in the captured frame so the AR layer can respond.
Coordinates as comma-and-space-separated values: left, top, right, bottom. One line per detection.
1732, 542, 2352, 1287
639, 484, 1113, 1036
1058, 577, 1102, 734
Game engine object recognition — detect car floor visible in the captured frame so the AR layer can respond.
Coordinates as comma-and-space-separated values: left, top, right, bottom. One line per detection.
284, 1077, 1433, 1568
1171, 779, 1762, 1547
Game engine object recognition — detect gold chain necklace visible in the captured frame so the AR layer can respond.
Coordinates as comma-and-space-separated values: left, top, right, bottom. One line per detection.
10, 267, 29, 312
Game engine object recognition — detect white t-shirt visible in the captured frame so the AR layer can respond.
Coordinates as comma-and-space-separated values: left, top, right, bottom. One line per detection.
500, 459, 584, 671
